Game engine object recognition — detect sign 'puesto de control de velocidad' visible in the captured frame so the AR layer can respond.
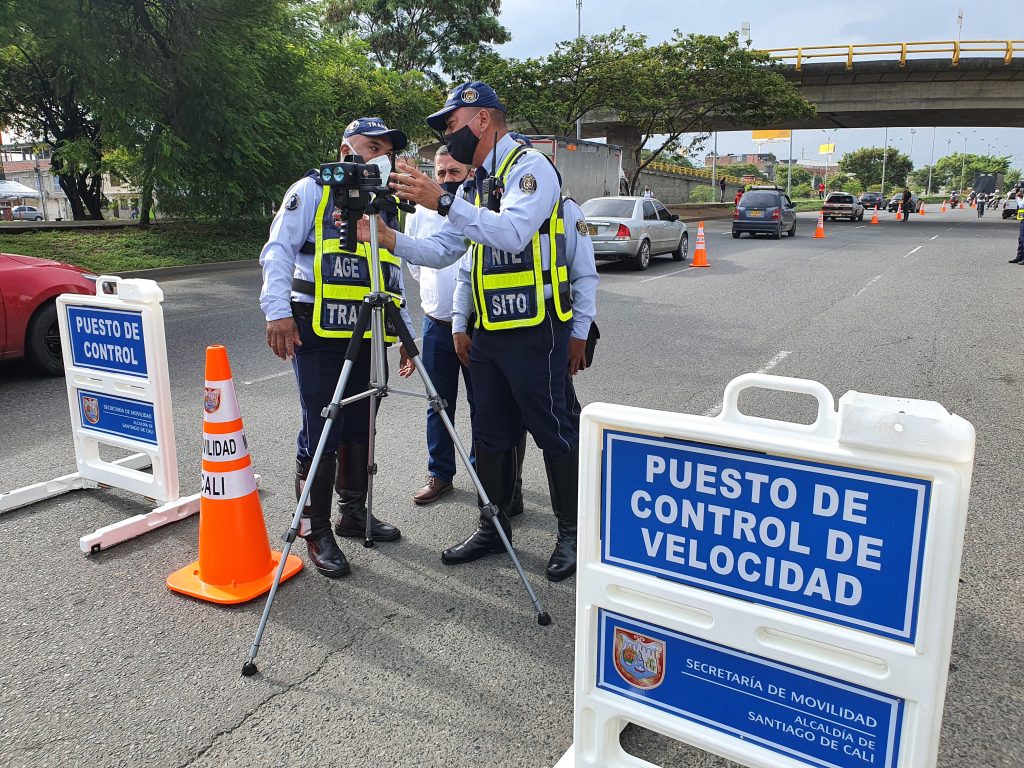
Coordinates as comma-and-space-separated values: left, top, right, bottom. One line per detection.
557, 374, 975, 768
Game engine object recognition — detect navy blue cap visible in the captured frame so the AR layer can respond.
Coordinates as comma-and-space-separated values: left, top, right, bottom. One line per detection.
427, 82, 506, 131
343, 117, 408, 153
507, 132, 533, 147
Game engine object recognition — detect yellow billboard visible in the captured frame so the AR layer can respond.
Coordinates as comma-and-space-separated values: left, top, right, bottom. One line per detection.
752, 130, 792, 141
819, 143, 836, 155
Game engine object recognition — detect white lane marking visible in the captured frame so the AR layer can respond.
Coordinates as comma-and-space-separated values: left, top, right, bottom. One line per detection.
703, 351, 792, 417
242, 369, 293, 385
903, 245, 923, 259
640, 266, 696, 283
855, 225, 865, 229
930, 235, 940, 240
855, 274, 883, 296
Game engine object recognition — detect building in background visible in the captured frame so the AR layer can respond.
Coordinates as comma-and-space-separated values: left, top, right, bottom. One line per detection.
704, 152, 778, 179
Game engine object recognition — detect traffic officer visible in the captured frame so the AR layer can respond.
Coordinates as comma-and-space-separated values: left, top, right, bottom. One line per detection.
360, 82, 599, 582
1010, 192, 1024, 264
259, 117, 415, 579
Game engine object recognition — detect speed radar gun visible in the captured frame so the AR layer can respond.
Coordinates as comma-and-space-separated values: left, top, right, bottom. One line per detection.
241, 156, 550, 677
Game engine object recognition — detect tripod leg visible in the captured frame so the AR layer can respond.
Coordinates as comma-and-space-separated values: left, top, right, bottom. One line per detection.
383, 302, 550, 626
242, 302, 375, 676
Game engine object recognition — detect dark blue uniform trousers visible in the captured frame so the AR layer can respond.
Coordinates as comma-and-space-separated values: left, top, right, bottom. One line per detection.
469, 311, 577, 457
292, 313, 377, 461
1017, 217, 1024, 261
421, 315, 475, 482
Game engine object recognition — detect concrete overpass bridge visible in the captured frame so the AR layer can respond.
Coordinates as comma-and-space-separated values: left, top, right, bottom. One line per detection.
583, 40, 1024, 175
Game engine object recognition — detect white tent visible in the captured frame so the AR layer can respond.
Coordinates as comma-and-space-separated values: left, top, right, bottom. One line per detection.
0, 179, 41, 200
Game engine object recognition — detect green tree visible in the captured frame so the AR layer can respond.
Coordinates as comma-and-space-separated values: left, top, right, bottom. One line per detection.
476, 30, 813, 194
325, 0, 510, 77
931, 152, 1011, 190
687, 185, 715, 202
0, 0, 104, 219
783, 166, 812, 187
723, 163, 767, 181
1006, 168, 1022, 187
837, 147, 912, 192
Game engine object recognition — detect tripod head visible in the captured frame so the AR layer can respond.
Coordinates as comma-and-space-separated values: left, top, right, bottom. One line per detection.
319, 155, 416, 251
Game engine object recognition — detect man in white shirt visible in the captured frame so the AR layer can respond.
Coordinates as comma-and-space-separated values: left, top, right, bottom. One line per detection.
407, 147, 475, 504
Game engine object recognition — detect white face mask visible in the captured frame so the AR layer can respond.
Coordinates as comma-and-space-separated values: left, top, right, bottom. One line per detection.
366, 154, 392, 186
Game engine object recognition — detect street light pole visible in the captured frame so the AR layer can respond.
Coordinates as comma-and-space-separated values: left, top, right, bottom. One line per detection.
881, 127, 889, 197
908, 129, 916, 186
787, 130, 794, 197
711, 132, 717, 192
33, 159, 48, 222
927, 127, 936, 195
575, 0, 582, 141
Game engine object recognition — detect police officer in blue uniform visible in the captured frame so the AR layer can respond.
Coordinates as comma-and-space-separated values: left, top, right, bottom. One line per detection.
259, 117, 415, 578
360, 82, 599, 581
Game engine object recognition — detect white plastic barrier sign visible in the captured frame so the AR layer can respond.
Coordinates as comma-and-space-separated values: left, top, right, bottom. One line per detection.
0, 276, 200, 552
556, 374, 974, 768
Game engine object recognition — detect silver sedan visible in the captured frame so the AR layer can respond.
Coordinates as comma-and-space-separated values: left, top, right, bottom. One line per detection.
581, 196, 688, 271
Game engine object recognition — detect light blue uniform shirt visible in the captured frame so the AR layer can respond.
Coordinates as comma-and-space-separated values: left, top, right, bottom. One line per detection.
259, 175, 415, 337
392, 134, 598, 339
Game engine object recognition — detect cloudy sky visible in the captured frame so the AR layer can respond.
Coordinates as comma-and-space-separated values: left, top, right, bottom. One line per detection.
493, 1, 1022, 171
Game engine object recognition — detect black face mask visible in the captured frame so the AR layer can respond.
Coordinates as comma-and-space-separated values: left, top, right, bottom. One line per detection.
444, 123, 480, 165
441, 180, 465, 195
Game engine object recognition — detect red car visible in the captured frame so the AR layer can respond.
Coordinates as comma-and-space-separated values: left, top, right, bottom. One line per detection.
0, 252, 98, 374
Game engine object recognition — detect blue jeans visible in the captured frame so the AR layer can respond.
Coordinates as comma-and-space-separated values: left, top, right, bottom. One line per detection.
422, 315, 475, 482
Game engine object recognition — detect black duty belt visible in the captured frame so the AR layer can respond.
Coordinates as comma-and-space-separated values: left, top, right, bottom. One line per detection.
292, 278, 316, 296
291, 300, 313, 319
427, 314, 452, 326
299, 241, 316, 255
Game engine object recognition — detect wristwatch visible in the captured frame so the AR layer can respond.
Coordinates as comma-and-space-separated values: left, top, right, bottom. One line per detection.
437, 192, 455, 217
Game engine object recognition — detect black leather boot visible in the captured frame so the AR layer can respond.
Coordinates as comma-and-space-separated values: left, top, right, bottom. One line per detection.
296, 455, 350, 578
334, 441, 401, 542
544, 447, 579, 582
508, 432, 527, 518
443, 446, 515, 565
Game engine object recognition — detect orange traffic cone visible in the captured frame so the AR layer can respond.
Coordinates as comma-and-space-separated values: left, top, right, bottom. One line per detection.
896, 203, 904, 221
167, 345, 302, 604
870, 206, 879, 225
960, 201, 965, 209
813, 210, 826, 238
940, 200, 947, 213
691, 220, 710, 267
918, 201, 925, 216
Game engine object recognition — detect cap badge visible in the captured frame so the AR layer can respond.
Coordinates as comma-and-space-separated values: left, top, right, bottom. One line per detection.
462, 87, 479, 104
346, 119, 360, 134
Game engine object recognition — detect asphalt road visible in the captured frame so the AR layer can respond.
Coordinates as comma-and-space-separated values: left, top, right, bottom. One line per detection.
1, 207, 1022, 768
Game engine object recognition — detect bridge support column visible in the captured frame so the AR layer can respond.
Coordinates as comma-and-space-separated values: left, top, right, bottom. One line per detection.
607, 124, 643, 191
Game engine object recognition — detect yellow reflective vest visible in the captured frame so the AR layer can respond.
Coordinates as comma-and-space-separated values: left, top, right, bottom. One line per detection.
311, 183, 403, 341
472, 146, 573, 331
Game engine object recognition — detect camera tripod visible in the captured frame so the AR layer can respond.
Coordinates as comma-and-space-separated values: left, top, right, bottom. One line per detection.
242, 183, 550, 677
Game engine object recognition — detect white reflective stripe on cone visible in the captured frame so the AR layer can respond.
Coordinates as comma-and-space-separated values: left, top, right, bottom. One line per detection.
202, 429, 250, 462
203, 379, 241, 423
201, 466, 258, 500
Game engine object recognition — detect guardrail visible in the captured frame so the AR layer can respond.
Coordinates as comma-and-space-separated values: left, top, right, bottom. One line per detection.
764, 40, 1023, 71
646, 161, 744, 185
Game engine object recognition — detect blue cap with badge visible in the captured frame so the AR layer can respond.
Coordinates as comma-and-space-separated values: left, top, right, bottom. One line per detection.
343, 117, 408, 152
426, 81, 507, 131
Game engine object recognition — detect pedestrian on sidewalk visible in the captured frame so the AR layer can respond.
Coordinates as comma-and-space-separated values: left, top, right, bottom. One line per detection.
719, 177, 727, 202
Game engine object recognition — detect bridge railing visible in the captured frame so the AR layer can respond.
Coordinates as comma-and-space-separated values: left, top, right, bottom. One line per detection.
764, 40, 1023, 71
646, 161, 743, 185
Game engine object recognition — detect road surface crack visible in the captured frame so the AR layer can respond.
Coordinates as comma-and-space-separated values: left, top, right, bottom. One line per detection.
176, 639, 353, 768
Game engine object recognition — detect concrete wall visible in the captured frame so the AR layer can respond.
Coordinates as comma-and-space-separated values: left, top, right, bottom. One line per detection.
635, 168, 745, 205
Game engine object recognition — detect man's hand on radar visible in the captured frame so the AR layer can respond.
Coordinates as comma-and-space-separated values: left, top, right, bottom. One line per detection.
267, 317, 302, 360
399, 345, 415, 378
454, 332, 471, 368
568, 337, 588, 376
388, 159, 446, 211
356, 215, 396, 251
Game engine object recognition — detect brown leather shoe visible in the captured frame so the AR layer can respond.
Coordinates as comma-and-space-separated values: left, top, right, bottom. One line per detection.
413, 475, 453, 505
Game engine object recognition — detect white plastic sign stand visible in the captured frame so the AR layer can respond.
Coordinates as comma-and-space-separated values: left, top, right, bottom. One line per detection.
0, 276, 200, 553
556, 374, 974, 768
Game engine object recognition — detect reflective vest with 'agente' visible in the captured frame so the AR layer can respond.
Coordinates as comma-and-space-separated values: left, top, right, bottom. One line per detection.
311, 181, 402, 341
472, 146, 572, 331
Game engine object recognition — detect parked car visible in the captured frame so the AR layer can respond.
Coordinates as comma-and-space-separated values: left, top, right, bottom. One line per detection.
581, 196, 688, 271
859, 191, 886, 211
1002, 195, 1020, 220
11, 205, 43, 221
0, 252, 98, 374
823, 192, 865, 221
887, 193, 919, 213
732, 187, 797, 239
